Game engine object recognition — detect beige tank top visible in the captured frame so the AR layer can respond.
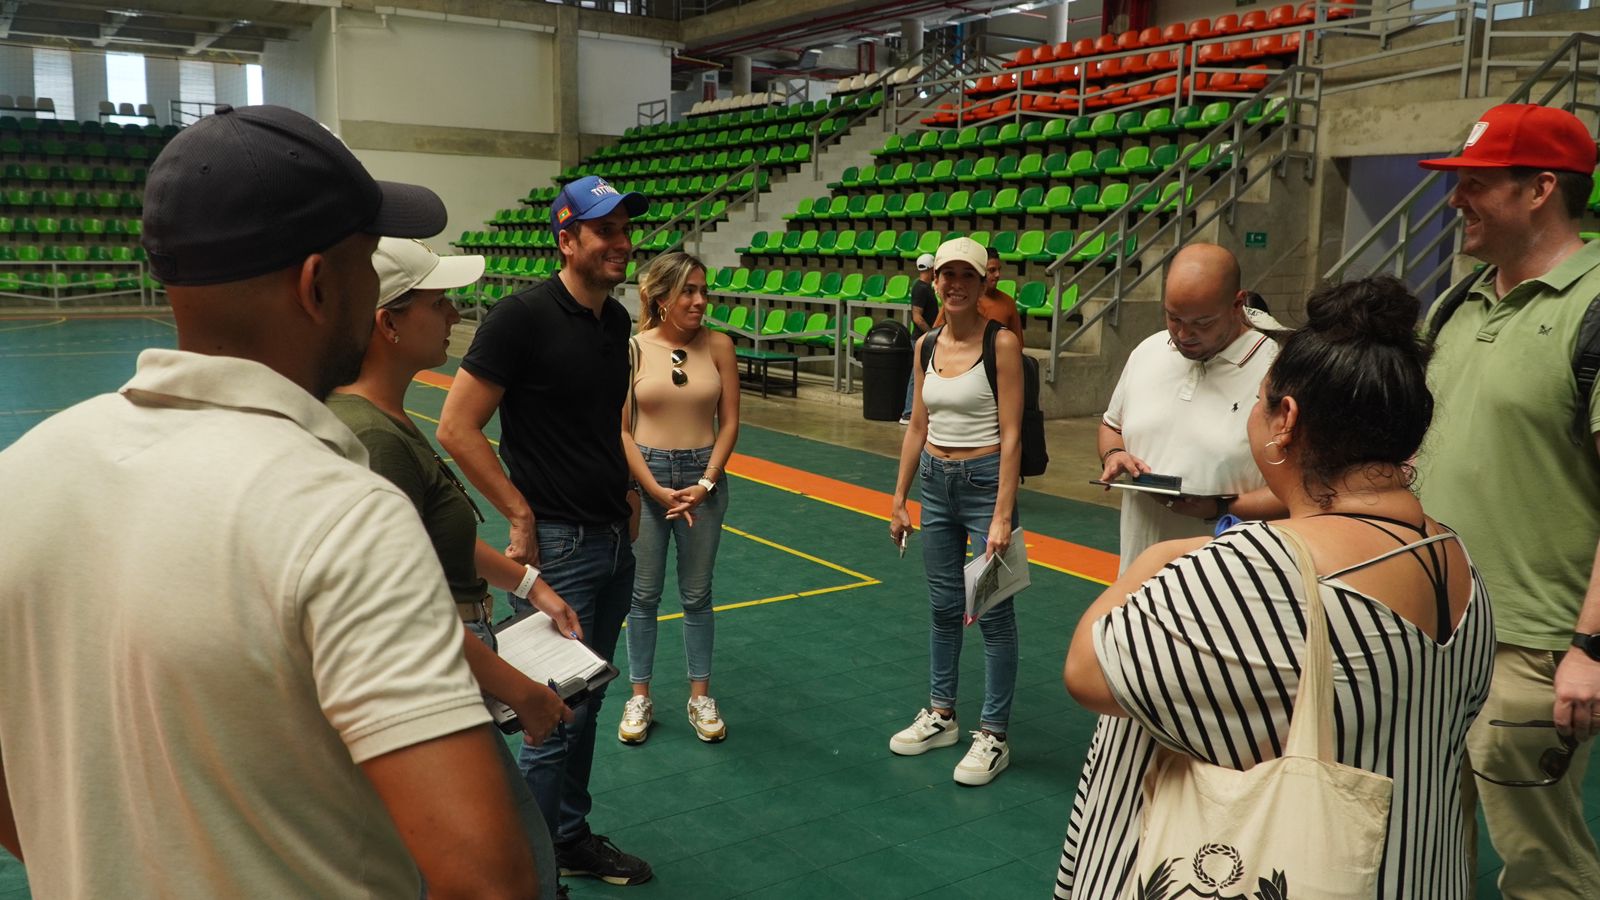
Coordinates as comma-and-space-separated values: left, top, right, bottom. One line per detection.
630, 330, 721, 449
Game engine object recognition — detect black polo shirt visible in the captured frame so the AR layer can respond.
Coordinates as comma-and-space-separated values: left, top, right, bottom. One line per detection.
910, 278, 939, 338
460, 275, 632, 525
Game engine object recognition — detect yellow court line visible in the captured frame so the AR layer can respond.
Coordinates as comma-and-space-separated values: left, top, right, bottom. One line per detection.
720, 523, 875, 582
0, 316, 66, 333
653, 580, 877, 623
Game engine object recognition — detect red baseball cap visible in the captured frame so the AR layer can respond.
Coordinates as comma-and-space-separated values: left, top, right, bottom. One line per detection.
1419, 104, 1597, 174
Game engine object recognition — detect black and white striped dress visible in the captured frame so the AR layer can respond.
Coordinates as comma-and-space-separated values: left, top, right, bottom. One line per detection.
1055, 521, 1494, 899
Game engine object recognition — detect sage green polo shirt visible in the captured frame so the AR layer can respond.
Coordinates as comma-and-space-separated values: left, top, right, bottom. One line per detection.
1414, 240, 1600, 650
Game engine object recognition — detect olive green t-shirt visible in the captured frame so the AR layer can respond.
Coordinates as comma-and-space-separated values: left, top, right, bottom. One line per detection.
327, 393, 488, 608
1414, 240, 1600, 649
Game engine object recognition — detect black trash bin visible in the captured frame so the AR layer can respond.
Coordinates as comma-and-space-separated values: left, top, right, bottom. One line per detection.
860, 318, 913, 421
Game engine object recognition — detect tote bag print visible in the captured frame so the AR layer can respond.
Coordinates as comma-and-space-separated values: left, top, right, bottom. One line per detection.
1126, 527, 1393, 900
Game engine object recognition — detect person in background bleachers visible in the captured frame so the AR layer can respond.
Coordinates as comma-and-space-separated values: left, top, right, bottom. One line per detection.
900, 251, 940, 425
616, 251, 740, 746
0, 104, 538, 899
330, 237, 592, 900
888, 236, 1024, 787
1097, 243, 1285, 574
438, 174, 654, 888
935, 245, 1023, 340
1412, 103, 1600, 899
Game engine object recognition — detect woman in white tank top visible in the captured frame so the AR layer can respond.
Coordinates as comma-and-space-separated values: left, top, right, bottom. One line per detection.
887, 237, 1026, 787
618, 252, 741, 746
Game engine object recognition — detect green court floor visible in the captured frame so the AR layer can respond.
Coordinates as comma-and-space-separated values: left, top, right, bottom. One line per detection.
0, 315, 1593, 898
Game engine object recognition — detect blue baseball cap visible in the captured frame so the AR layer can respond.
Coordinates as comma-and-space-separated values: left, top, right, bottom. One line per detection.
550, 175, 648, 236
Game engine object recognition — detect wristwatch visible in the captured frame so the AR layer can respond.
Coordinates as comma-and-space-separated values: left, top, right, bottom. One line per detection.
697, 477, 716, 493
1204, 497, 1232, 523
1572, 633, 1600, 661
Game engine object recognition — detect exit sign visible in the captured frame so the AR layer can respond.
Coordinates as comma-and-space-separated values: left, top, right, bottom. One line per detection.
1245, 231, 1268, 248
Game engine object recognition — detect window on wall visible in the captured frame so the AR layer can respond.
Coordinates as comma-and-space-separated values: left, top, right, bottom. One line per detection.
105, 52, 147, 124
246, 63, 263, 106
32, 48, 75, 120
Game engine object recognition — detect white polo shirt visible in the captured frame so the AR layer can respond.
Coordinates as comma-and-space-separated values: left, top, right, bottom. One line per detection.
0, 350, 491, 899
1104, 327, 1278, 571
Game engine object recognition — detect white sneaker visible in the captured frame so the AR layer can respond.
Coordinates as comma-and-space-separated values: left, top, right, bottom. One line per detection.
898, 415, 912, 425
686, 696, 726, 742
889, 708, 960, 756
617, 695, 653, 744
953, 731, 1009, 786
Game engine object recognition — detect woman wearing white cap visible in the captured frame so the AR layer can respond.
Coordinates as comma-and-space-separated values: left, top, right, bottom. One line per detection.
328, 237, 584, 898
888, 236, 1025, 786
616, 250, 741, 745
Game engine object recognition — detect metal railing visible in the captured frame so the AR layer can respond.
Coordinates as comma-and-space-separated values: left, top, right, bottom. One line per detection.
1325, 33, 1600, 299
636, 99, 667, 129
635, 156, 765, 256
1479, 0, 1600, 98
169, 100, 218, 127
1040, 66, 1323, 382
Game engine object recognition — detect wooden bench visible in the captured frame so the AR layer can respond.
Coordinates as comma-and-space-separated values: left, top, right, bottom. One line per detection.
734, 348, 799, 398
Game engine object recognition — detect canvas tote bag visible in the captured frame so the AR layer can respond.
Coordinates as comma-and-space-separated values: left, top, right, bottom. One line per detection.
1125, 525, 1394, 900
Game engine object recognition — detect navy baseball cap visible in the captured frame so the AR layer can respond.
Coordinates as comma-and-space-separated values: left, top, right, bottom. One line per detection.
551, 175, 648, 236
142, 104, 447, 286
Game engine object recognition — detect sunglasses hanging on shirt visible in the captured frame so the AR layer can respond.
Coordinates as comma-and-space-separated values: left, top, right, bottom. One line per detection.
432, 452, 486, 524
670, 347, 688, 387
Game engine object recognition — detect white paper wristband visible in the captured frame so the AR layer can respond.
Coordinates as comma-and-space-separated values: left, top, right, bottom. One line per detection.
512, 564, 541, 599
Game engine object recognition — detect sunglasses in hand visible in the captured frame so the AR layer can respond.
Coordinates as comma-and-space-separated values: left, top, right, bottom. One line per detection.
1469, 719, 1580, 788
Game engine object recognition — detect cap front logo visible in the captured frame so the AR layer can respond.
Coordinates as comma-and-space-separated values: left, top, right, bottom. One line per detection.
1465, 121, 1489, 147
590, 183, 620, 198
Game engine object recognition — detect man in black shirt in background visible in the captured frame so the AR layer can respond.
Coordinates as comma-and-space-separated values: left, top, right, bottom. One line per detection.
439, 175, 654, 888
900, 251, 940, 425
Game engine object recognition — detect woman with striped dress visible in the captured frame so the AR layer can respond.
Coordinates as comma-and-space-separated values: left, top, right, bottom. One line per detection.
1058, 276, 1496, 899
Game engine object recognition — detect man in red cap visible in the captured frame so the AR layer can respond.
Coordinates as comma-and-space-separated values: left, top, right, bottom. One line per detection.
1413, 103, 1600, 897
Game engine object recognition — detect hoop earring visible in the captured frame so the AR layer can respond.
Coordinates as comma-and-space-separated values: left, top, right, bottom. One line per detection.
1263, 440, 1287, 466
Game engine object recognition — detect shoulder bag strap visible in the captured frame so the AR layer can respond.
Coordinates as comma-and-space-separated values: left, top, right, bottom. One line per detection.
1272, 525, 1338, 763
981, 318, 1002, 398
626, 336, 640, 436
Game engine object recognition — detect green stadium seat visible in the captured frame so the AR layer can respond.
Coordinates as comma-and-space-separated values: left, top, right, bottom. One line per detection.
1172, 105, 1202, 131
1106, 145, 1150, 176
860, 274, 887, 301
859, 229, 898, 258
1083, 182, 1130, 214
1196, 101, 1233, 130
737, 230, 770, 254
922, 191, 949, 219
832, 272, 866, 301
1012, 187, 1044, 216
821, 229, 856, 257
853, 194, 886, 219
795, 271, 823, 297
908, 231, 942, 260
944, 190, 972, 218
994, 155, 1021, 180
978, 188, 1017, 216
1004, 230, 1044, 263
784, 198, 815, 221
890, 193, 925, 219
1065, 150, 1096, 177
990, 231, 1019, 259
795, 230, 821, 255
1016, 281, 1048, 316
1007, 152, 1044, 181
1088, 148, 1120, 177
962, 157, 996, 184
1041, 118, 1071, 143
1128, 107, 1171, 136
967, 231, 991, 248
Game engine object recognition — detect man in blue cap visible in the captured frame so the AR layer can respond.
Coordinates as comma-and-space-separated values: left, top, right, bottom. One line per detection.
439, 175, 653, 887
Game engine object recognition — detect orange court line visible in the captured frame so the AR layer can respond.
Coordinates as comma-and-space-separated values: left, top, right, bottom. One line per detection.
727, 452, 1119, 586
413, 370, 1120, 585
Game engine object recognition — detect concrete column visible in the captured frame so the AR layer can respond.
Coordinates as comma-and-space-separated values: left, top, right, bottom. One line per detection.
70, 50, 103, 123
0, 45, 33, 100
215, 62, 248, 109
1047, 1, 1069, 44
732, 55, 752, 96
145, 56, 180, 125
554, 5, 580, 170
901, 18, 924, 59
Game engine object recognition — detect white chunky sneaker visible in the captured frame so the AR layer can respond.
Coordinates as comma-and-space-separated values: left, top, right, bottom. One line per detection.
953, 730, 1010, 786
686, 696, 726, 742
889, 708, 961, 756
617, 695, 653, 745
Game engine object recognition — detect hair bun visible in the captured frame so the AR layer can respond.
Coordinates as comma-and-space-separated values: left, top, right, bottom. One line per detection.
1304, 274, 1422, 346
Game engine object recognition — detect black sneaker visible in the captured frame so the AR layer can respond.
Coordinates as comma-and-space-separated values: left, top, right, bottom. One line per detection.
556, 833, 653, 886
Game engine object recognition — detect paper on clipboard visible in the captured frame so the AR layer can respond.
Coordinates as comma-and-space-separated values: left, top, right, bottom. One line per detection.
486, 610, 618, 733
963, 527, 1029, 625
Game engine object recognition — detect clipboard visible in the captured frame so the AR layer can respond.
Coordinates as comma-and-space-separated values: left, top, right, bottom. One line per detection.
486, 609, 619, 734
1091, 472, 1185, 496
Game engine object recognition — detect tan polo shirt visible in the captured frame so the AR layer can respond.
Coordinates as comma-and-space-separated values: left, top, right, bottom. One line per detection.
0, 350, 491, 898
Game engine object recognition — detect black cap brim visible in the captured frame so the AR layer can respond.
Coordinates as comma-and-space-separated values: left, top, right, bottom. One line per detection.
365, 180, 448, 238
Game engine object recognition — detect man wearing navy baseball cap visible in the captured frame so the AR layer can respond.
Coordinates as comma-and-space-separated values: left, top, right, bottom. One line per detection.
1411, 103, 1600, 898
0, 104, 540, 898
440, 174, 654, 887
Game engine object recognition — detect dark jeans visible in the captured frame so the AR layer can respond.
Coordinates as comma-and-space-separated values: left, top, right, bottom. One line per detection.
512, 519, 634, 846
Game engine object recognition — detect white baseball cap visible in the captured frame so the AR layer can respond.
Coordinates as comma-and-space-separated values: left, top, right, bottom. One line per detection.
373, 238, 486, 308
933, 236, 986, 276
915, 252, 936, 271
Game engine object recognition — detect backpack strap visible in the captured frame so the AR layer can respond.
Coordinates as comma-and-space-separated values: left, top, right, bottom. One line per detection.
981, 319, 1003, 399
1573, 296, 1600, 441
1424, 267, 1494, 346
918, 325, 943, 374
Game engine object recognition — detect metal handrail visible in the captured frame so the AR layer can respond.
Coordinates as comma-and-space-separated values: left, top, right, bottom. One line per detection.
1325, 33, 1600, 296
636, 156, 764, 256
1040, 66, 1323, 382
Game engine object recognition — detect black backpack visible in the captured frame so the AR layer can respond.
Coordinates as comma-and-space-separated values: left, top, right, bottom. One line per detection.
920, 321, 1050, 477
1425, 267, 1600, 442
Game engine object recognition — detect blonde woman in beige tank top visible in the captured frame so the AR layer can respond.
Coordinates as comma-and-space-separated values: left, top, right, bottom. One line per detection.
617, 252, 741, 746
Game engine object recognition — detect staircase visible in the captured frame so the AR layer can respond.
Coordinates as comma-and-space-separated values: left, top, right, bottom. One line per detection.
694, 109, 892, 272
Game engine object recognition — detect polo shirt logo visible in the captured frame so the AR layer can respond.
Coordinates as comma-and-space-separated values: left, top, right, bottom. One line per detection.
1540, 324, 1553, 335
1232, 402, 1239, 412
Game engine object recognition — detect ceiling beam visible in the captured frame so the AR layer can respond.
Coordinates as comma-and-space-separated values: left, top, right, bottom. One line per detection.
189, 19, 242, 55
91, 11, 131, 47
0, 1, 19, 39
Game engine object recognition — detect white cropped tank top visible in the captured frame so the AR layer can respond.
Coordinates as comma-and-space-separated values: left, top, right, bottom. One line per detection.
923, 347, 1000, 447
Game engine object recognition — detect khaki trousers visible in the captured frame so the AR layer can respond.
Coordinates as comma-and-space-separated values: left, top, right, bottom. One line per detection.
1464, 643, 1600, 898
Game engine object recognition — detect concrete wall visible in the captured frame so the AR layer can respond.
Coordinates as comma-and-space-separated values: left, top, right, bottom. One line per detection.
261, 35, 317, 116
355, 149, 559, 255
577, 33, 672, 135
